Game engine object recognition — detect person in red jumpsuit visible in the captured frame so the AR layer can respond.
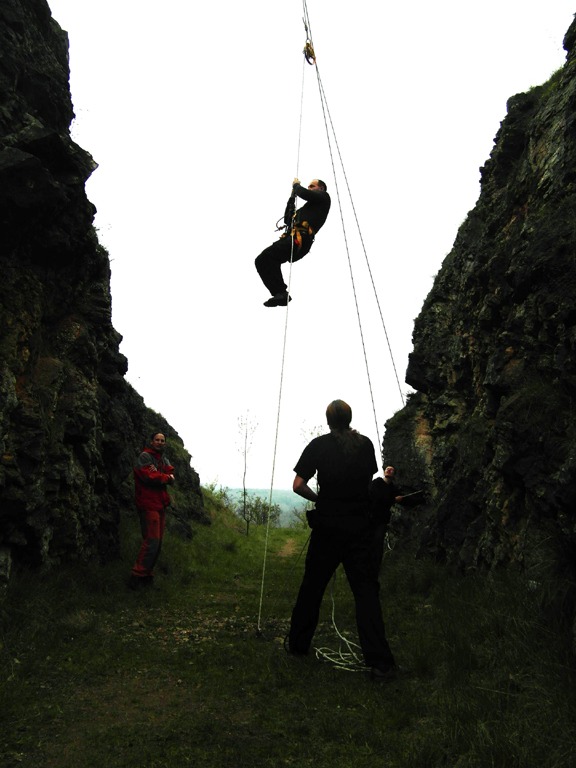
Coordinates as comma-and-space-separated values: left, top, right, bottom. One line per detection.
129, 432, 175, 589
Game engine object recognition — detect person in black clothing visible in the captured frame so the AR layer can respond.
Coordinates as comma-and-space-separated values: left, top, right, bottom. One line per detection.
287, 399, 397, 680
369, 465, 404, 578
370, 466, 403, 514
255, 178, 331, 307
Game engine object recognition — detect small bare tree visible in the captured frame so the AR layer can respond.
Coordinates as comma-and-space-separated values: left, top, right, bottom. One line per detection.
237, 411, 258, 534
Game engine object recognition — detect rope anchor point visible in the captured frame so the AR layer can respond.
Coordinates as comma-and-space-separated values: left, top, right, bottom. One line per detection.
303, 40, 316, 65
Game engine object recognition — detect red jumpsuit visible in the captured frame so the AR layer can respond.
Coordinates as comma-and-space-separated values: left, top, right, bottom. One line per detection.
131, 446, 174, 582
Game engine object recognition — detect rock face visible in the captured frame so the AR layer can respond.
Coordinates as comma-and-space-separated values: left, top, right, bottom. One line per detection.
0, 0, 207, 580
384, 16, 576, 582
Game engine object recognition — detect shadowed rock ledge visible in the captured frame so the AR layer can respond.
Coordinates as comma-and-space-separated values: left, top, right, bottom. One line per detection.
384, 16, 576, 591
0, 0, 208, 584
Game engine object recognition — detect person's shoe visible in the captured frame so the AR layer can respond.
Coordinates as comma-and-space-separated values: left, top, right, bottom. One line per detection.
370, 664, 398, 682
264, 291, 292, 307
284, 635, 308, 656
128, 574, 153, 590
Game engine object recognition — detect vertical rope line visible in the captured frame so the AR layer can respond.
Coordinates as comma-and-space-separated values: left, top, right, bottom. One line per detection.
302, 0, 404, 412
316, 76, 405, 408
257, 35, 307, 634
312, 63, 381, 446
295, 54, 306, 178
258, 0, 402, 669
256, 284, 292, 632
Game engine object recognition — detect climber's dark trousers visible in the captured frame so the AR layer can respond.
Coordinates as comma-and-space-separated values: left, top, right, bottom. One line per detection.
255, 234, 313, 295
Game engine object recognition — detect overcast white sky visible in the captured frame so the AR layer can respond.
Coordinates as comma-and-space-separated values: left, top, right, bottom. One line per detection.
47, 0, 574, 490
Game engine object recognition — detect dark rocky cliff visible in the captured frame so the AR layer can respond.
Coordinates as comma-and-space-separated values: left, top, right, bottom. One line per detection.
384, 16, 576, 587
0, 0, 208, 584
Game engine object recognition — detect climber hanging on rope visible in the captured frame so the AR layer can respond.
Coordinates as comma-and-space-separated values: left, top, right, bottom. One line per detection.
255, 178, 331, 307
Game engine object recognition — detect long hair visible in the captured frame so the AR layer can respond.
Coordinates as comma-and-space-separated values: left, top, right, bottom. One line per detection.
326, 400, 362, 453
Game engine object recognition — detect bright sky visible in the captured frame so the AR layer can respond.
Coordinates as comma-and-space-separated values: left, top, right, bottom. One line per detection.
47, 0, 573, 490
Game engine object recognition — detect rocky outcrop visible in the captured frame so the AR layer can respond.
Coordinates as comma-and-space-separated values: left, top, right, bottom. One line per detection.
385, 15, 576, 584
0, 0, 207, 581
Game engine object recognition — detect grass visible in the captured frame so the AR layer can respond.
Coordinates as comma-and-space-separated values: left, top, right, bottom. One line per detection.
1, 488, 576, 767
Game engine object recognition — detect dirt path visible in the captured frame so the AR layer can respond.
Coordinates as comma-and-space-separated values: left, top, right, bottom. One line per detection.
277, 537, 297, 557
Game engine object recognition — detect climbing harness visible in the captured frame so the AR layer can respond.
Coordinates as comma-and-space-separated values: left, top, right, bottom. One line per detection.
288, 220, 314, 248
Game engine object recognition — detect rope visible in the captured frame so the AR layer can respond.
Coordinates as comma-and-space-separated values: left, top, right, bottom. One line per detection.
256, 39, 307, 636
308, 63, 382, 445
313, 539, 396, 673
302, 6, 316, 65
316, 75, 406, 408
258, 0, 405, 643
278, 2, 405, 671
313, 571, 368, 673
256, 238, 296, 634
302, 0, 405, 414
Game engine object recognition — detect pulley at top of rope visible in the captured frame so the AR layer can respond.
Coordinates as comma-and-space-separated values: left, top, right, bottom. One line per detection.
303, 39, 316, 65
302, 19, 316, 64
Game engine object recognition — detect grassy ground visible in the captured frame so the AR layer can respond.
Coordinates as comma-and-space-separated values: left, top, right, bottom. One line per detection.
2, 489, 576, 767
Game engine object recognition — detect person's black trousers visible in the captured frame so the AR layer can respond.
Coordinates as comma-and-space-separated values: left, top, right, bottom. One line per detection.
288, 524, 396, 670
255, 234, 312, 295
